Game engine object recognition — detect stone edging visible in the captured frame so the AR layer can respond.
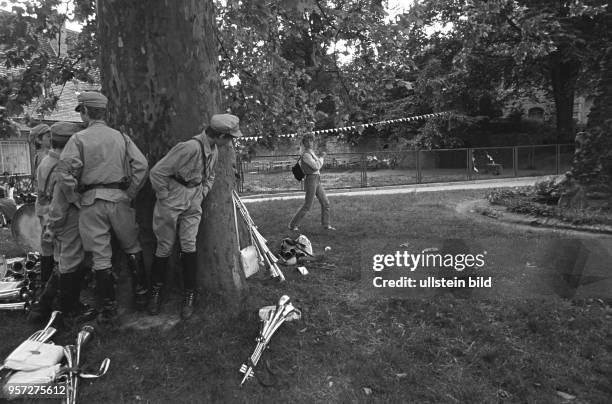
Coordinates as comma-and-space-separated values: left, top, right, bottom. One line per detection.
457, 199, 612, 236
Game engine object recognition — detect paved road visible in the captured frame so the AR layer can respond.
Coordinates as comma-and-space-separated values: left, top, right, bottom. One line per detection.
242, 176, 549, 203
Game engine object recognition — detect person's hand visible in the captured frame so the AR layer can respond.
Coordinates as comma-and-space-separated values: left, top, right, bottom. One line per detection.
320, 152, 327, 158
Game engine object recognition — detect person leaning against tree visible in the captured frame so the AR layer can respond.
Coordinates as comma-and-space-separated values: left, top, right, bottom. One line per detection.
56, 91, 149, 326
148, 113, 243, 320
288, 133, 335, 232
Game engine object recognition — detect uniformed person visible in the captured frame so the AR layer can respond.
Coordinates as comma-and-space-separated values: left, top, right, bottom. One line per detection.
148, 114, 242, 319
30, 123, 52, 172
40, 122, 94, 321
28, 124, 58, 322
32, 124, 56, 282
57, 91, 149, 325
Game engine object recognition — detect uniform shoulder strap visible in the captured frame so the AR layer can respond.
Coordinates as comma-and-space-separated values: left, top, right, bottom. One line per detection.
42, 163, 58, 197
192, 138, 207, 174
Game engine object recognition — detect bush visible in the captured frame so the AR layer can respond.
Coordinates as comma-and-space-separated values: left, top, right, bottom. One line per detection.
571, 120, 612, 188
532, 176, 568, 205
487, 187, 531, 205
486, 186, 612, 226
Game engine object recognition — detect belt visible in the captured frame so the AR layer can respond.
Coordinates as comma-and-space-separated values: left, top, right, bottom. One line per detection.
79, 180, 129, 193
171, 175, 201, 188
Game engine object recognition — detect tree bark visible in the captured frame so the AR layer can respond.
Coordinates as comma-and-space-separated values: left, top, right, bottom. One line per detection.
586, 46, 612, 129
561, 47, 612, 206
96, 0, 246, 312
548, 51, 581, 144
199, 146, 247, 312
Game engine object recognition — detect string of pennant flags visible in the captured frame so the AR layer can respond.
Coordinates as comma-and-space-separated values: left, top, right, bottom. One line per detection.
238, 111, 452, 142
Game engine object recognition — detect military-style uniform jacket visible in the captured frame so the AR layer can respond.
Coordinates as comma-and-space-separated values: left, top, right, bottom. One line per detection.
58, 120, 148, 206
46, 162, 78, 234
33, 149, 49, 173
35, 151, 60, 217
150, 133, 218, 203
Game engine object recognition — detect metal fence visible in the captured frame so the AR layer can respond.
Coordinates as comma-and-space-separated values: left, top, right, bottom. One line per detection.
236, 144, 575, 194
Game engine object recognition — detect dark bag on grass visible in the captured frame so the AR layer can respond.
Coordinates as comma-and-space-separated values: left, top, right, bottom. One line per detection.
292, 156, 305, 181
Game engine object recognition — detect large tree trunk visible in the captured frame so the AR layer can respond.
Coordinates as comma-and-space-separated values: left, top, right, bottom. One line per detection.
548, 51, 581, 144
96, 0, 247, 313
199, 146, 247, 311
559, 47, 612, 208
586, 47, 612, 129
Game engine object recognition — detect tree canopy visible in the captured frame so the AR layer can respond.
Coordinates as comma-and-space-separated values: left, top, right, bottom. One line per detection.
402, 0, 610, 141
1, 0, 611, 146
0, 0, 98, 119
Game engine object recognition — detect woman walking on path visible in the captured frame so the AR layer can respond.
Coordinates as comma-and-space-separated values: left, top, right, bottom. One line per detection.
289, 134, 336, 231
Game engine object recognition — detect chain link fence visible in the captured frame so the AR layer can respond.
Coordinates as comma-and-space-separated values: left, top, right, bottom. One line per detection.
236, 144, 575, 194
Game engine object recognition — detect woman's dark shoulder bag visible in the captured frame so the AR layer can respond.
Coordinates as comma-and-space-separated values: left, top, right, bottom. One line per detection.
292, 155, 305, 181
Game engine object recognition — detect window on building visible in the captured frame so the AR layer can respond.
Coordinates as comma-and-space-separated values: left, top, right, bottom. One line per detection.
527, 107, 544, 121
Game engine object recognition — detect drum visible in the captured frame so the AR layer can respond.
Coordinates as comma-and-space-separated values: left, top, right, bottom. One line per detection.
10, 203, 42, 253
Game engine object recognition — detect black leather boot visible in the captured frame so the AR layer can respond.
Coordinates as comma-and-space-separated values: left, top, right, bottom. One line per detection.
28, 271, 59, 324
40, 255, 55, 283
181, 290, 197, 320
79, 261, 94, 290
127, 252, 149, 311
180, 252, 198, 320
95, 269, 119, 327
148, 256, 169, 315
59, 271, 79, 314
59, 271, 96, 323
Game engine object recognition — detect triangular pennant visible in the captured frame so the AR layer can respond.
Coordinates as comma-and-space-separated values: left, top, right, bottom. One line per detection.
269, 111, 451, 138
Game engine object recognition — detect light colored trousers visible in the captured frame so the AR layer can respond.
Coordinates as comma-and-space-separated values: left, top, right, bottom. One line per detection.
79, 200, 141, 271
53, 206, 83, 274
152, 195, 203, 257
289, 174, 330, 228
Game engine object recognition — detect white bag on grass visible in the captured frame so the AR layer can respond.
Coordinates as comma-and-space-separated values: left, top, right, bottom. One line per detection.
240, 245, 260, 278
4, 363, 60, 385
3, 340, 64, 371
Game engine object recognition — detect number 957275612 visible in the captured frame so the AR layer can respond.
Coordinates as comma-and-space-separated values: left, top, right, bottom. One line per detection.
3, 383, 66, 398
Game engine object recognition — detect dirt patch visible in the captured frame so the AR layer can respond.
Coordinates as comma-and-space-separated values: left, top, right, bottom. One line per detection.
121, 313, 180, 331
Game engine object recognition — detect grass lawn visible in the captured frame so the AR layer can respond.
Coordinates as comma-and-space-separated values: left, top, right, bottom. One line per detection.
1, 189, 612, 403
